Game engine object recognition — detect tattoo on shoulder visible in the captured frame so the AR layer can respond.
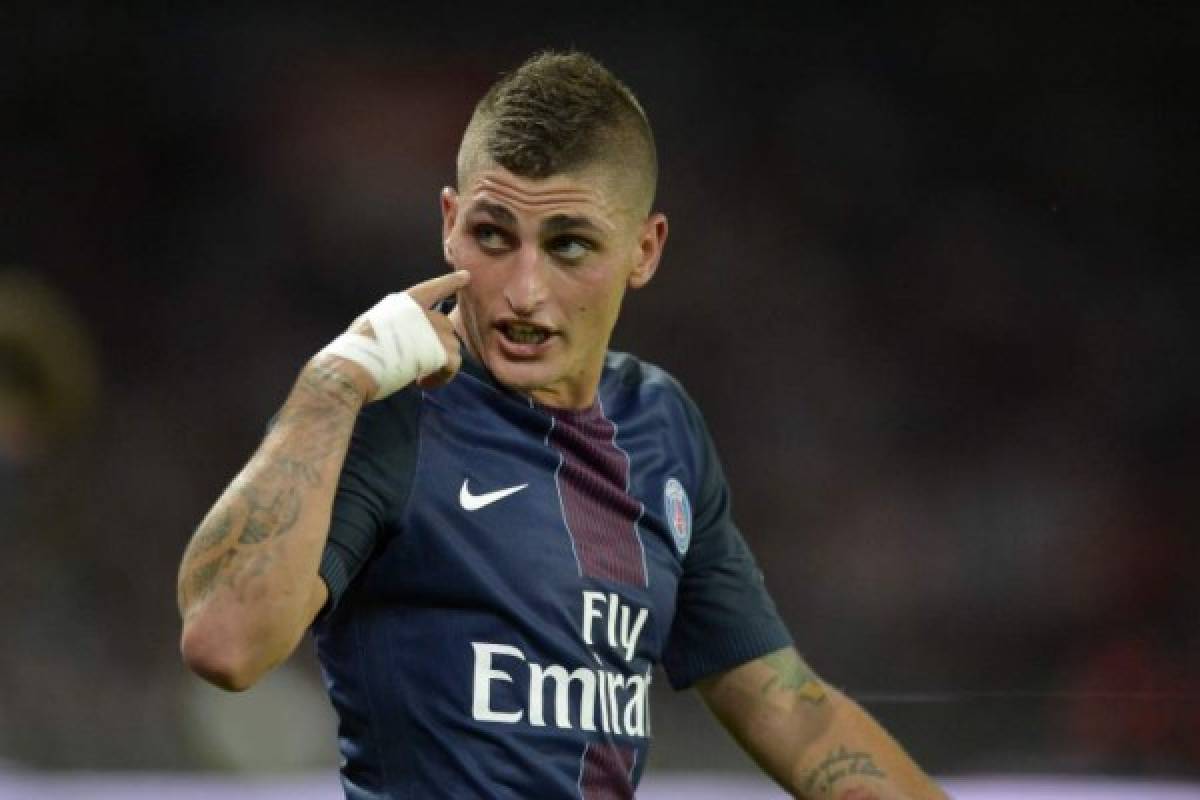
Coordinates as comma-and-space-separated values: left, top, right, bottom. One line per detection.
761, 649, 827, 705
802, 746, 886, 797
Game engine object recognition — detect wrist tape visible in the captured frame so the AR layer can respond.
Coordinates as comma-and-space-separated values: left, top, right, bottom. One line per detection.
319, 293, 446, 398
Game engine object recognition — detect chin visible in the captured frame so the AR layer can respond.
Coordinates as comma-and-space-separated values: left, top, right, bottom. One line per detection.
485, 352, 557, 394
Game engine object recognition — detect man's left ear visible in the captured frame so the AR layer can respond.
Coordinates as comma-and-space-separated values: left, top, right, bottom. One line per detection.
628, 213, 668, 290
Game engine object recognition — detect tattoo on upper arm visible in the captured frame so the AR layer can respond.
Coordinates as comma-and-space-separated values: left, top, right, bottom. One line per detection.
761, 649, 828, 705
801, 746, 886, 797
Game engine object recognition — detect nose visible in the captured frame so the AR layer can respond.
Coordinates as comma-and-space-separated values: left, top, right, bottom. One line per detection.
503, 245, 549, 315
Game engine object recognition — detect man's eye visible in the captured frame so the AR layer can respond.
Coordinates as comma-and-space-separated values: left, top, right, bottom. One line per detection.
474, 224, 509, 250
548, 236, 591, 261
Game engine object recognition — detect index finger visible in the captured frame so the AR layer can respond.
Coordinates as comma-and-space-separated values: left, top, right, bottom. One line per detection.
406, 270, 471, 308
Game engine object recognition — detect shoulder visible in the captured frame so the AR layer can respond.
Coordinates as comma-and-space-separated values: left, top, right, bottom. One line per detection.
601, 350, 703, 424
603, 350, 677, 391
600, 351, 716, 490
601, 351, 716, 455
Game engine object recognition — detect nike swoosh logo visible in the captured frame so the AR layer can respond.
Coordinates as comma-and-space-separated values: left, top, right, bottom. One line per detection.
459, 479, 529, 511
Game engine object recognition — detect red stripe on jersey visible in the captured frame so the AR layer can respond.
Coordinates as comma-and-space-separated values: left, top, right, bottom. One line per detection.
580, 741, 636, 800
548, 405, 647, 587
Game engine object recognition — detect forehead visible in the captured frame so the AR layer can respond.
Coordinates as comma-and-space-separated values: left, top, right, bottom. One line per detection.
461, 166, 634, 232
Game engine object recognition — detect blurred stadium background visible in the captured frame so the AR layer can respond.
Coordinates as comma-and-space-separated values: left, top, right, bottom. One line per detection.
2, 2, 1197, 797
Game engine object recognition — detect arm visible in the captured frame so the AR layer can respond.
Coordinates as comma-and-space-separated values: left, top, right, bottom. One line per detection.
697, 647, 947, 800
176, 360, 364, 690
176, 271, 468, 691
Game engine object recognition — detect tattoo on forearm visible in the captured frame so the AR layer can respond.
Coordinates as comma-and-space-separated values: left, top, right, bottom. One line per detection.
183, 546, 276, 610
290, 361, 365, 414
178, 370, 359, 613
189, 508, 234, 555
185, 550, 236, 601
237, 481, 303, 545
801, 746, 886, 797
761, 650, 828, 705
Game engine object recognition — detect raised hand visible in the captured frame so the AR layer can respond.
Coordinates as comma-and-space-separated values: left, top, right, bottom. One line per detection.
316, 269, 471, 401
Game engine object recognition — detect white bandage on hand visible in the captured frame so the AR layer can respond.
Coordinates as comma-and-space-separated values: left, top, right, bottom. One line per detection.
318, 292, 447, 398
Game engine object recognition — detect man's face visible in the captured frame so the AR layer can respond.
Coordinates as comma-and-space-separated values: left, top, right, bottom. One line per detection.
441, 164, 667, 408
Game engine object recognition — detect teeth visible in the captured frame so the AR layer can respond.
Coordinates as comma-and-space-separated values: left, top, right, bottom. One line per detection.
504, 323, 548, 345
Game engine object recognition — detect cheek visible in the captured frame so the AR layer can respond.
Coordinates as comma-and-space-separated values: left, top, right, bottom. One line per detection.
558, 270, 615, 317
445, 233, 473, 270
457, 267, 506, 323
445, 241, 484, 287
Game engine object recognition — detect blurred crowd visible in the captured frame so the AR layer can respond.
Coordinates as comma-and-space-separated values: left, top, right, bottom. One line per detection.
2, 3, 1196, 777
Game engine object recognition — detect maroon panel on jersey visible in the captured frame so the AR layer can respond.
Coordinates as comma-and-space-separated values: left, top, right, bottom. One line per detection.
579, 741, 637, 800
548, 405, 647, 587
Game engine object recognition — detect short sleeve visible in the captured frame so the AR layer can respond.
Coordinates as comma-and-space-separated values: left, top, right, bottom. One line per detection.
660, 393, 792, 689
318, 387, 422, 614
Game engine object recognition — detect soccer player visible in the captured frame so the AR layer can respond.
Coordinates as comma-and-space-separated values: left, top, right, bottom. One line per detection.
176, 51, 947, 800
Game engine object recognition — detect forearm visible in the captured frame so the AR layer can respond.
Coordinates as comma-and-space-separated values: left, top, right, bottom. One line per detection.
699, 650, 945, 800
177, 359, 365, 689
176, 271, 466, 689
790, 688, 947, 800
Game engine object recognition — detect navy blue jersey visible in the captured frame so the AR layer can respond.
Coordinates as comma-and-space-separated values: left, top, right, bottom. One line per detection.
313, 351, 791, 799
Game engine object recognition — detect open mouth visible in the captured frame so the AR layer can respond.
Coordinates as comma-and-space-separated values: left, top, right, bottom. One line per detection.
497, 320, 554, 347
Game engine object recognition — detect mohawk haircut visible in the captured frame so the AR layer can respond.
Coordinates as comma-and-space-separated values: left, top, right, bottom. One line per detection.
457, 51, 658, 214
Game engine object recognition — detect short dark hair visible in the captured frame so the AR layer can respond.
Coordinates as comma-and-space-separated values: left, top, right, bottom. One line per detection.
457, 51, 658, 214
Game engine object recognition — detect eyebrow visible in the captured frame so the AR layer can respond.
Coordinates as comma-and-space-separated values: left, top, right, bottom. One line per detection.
471, 201, 517, 227
542, 214, 606, 237
469, 200, 607, 237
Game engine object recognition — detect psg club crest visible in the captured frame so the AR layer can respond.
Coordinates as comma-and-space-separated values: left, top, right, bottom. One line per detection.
663, 478, 692, 556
